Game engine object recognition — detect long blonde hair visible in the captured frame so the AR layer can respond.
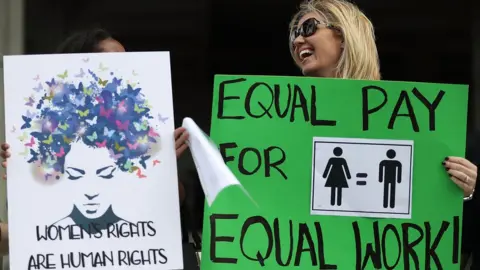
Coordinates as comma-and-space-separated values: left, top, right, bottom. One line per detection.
289, 0, 381, 80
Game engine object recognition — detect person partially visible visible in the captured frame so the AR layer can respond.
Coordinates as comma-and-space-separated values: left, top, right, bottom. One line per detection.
288, 0, 476, 195
289, 0, 477, 268
0, 29, 203, 268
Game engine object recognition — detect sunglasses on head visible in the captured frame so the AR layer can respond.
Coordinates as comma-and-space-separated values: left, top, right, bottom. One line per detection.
290, 18, 335, 43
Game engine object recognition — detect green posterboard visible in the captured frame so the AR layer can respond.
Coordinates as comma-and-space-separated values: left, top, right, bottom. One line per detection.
202, 75, 468, 270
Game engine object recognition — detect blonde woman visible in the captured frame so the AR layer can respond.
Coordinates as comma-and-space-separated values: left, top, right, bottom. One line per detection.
289, 0, 477, 267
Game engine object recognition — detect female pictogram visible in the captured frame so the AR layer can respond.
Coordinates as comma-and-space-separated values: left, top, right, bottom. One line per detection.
322, 147, 351, 206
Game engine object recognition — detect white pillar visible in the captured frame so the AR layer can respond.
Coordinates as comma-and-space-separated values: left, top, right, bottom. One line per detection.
0, 0, 24, 269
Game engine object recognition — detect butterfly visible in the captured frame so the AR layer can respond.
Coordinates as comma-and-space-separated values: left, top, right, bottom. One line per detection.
27, 149, 39, 163
25, 96, 35, 107
21, 115, 32, 129
134, 104, 146, 114
139, 155, 150, 169
45, 78, 56, 87
115, 120, 129, 131
24, 137, 35, 147
109, 149, 123, 160
134, 121, 148, 132
18, 132, 28, 141
129, 166, 140, 173
112, 77, 122, 86
10, 126, 16, 133
100, 106, 113, 118
42, 135, 53, 145
123, 160, 133, 171
44, 173, 53, 181
45, 156, 56, 166
104, 127, 115, 137
153, 160, 161, 166
26, 110, 36, 119
58, 122, 69, 131
138, 136, 149, 144
87, 132, 98, 142
85, 116, 97, 126
115, 142, 126, 152
136, 168, 147, 178
82, 57, 89, 63
148, 127, 159, 137
33, 75, 40, 81
57, 70, 68, 80
98, 78, 108, 87
33, 83, 43, 92
127, 80, 138, 88
127, 142, 139, 150
19, 147, 29, 156
158, 113, 169, 124
117, 100, 127, 113
75, 68, 85, 78
99, 63, 108, 72
78, 109, 89, 117
55, 147, 65, 158
63, 136, 73, 144
83, 87, 93, 96
132, 70, 138, 76
96, 140, 107, 148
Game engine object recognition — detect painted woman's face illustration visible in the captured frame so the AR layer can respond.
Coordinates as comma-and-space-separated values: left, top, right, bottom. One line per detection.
65, 142, 116, 219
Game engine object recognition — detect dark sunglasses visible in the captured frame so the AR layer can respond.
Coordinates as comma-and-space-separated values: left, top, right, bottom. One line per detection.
290, 18, 335, 43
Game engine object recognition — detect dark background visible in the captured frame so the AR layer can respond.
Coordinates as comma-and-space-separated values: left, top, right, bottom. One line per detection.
24, 0, 472, 131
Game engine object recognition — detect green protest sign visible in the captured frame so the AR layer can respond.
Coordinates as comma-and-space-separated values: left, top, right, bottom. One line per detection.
201, 75, 468, 269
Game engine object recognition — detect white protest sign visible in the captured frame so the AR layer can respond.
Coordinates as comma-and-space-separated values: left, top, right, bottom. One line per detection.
3, 52, 183, 270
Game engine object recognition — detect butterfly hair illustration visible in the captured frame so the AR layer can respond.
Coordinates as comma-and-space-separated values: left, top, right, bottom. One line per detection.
19, 68, 160, 181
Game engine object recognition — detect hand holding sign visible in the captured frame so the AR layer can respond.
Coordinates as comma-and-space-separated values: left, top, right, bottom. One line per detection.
443, 156, 477, 197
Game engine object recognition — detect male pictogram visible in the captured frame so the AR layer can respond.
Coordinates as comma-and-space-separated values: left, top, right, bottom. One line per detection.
379, 149, 402, 208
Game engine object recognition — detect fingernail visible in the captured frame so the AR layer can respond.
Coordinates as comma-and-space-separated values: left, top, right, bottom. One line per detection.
446, 168, 450, 171
445, 157, 449, 161
442, 161, 446, 166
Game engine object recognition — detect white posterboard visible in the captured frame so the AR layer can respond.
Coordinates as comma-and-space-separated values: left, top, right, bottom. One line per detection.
3, 52, 183, 270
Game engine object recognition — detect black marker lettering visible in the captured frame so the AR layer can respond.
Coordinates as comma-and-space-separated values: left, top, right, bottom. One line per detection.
210, 214, 239, 263
294, 223, 317, 266
353, 221, 381, 270
217, 78, 246, 119
402, 223, 423, 270
264, 146, 287, 180
273, 218, 294, 266
412, 88, 445, 131
453, 216, 460, 264
381, 224, 401, 269
240, 216, 273, 266
310, 85, 337, 126
290, 85, 309, 123
314, 222, 337, 269
388, 90, 419, 132
238, 147, 262, 175
274, 84, 292, 118
424, 221, 449, 269
245, 82, 274, 118
362, 85, 388, 131
219, 142, 238, 164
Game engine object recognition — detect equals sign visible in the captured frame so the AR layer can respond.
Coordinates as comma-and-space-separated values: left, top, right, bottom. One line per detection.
356, 173, 368, 186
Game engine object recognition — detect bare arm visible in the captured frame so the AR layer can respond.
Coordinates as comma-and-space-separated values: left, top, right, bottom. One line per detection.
0, 223, 8, 255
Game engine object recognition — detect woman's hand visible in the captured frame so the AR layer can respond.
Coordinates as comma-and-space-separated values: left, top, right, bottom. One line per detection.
1, 143, 10, 180
174, 127, 189, 158
443, 156, 477, 197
